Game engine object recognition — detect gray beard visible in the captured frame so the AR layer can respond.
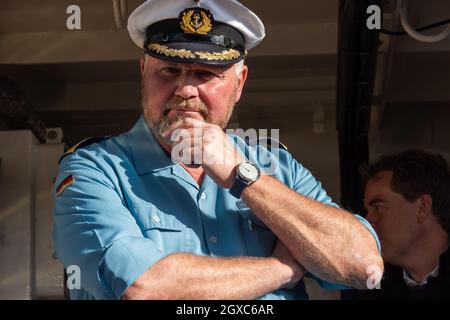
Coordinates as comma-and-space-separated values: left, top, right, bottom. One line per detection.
142, 90, 235, 144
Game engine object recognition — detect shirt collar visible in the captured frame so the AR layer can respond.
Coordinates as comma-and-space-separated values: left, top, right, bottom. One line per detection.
403, 265, 440, 287
440, 247, 450, 275
126, 115, 175, 175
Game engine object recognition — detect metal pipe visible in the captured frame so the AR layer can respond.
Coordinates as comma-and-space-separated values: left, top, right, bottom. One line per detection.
120, 0, 127, 22
398, 0, 450, 43
112, 0, 124, 29
336, 0, 383, 214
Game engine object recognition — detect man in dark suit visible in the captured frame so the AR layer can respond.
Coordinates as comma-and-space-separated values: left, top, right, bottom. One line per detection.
355, 150, 450, 299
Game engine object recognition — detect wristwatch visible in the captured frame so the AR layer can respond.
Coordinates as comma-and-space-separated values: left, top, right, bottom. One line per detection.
229, 162, 261, 198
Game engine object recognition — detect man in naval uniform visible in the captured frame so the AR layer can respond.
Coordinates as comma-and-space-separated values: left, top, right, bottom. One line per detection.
53, 0, 383, 300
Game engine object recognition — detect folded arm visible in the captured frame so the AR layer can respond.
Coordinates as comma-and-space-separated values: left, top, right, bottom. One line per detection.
123, 240, 303, 300
241, 175, 383, 289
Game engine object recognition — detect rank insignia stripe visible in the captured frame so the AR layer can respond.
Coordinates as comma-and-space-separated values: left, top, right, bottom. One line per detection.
58, 136, 110, 164
56, 174, 75, 197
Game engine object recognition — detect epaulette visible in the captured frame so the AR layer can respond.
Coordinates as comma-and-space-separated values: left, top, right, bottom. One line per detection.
246, 136, 288, 151
58, 136, 110, 164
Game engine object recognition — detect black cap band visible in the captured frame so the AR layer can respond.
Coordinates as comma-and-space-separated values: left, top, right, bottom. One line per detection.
147, 33, 245, 54
143, 13, 247, 65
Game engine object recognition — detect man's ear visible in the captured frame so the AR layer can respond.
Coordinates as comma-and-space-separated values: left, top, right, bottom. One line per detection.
417, 194, 433, 224
234, 64, 248, 103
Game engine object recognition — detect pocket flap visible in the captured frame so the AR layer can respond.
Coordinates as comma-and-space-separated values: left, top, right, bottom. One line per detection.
134, 204, 186, 231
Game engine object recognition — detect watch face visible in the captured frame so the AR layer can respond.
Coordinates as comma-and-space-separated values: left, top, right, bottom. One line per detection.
238, 162, 260, 182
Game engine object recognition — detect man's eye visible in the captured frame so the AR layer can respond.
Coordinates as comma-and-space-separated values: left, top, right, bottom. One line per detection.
162, 67, 181, 75
195, 70, 218, 80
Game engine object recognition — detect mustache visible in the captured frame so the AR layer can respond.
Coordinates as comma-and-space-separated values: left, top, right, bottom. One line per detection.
163, 97, 209, 118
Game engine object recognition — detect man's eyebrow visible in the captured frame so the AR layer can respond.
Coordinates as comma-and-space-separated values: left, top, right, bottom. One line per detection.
192, 64, 228, 73
164, 61, 181, 67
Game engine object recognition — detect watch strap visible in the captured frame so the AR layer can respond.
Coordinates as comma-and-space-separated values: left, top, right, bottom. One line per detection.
229, 175, 247, 198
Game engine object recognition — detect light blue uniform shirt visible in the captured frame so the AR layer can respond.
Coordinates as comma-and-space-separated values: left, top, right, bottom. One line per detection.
53, 115, 380, 300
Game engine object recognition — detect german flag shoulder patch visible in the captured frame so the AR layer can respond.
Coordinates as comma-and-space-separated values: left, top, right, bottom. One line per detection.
56, 174, 75, 197
58, 136, 110, 164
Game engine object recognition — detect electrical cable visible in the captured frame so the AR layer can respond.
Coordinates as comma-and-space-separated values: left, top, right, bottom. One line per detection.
381, 18, 450, 36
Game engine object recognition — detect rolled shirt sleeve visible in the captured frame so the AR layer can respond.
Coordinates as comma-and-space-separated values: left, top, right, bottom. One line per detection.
53, 152, 167, 299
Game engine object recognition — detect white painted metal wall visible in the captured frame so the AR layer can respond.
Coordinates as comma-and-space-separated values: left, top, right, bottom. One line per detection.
0, 131, 65, 299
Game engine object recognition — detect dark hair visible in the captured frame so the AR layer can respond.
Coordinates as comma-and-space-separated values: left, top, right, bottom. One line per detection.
366, 150, 450, 234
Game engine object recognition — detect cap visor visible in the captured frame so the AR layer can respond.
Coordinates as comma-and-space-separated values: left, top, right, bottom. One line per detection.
146, 42, 243, 66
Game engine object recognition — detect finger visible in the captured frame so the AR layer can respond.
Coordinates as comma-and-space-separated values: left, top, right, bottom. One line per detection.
162, 118, 206, 138
169, 127, 207, 147
171, 134, 204, 149
172, 146, 203, 165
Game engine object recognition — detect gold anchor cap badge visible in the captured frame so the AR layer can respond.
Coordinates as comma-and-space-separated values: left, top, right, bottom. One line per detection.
179, 7, 214, 35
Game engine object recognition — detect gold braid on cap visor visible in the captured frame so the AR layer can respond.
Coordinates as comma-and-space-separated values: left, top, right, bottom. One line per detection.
147, 43, 242, 61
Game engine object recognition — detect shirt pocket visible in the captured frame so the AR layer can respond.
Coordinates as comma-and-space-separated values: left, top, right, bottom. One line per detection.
133, 204, 189, 253
237, 208, 276, 257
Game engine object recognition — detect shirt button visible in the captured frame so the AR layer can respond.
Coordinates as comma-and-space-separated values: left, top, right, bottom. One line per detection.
248, 220, 254, 231
209, 236, 218, 244
152, 215, 160, 223
200, 193, 207, 200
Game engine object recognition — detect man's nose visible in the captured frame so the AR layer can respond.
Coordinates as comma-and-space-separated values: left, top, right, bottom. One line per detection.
365, 210, 377, 228
174, 74, 200, 99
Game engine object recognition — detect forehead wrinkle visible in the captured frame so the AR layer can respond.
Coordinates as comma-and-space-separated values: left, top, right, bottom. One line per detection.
147, 56, 235, 74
